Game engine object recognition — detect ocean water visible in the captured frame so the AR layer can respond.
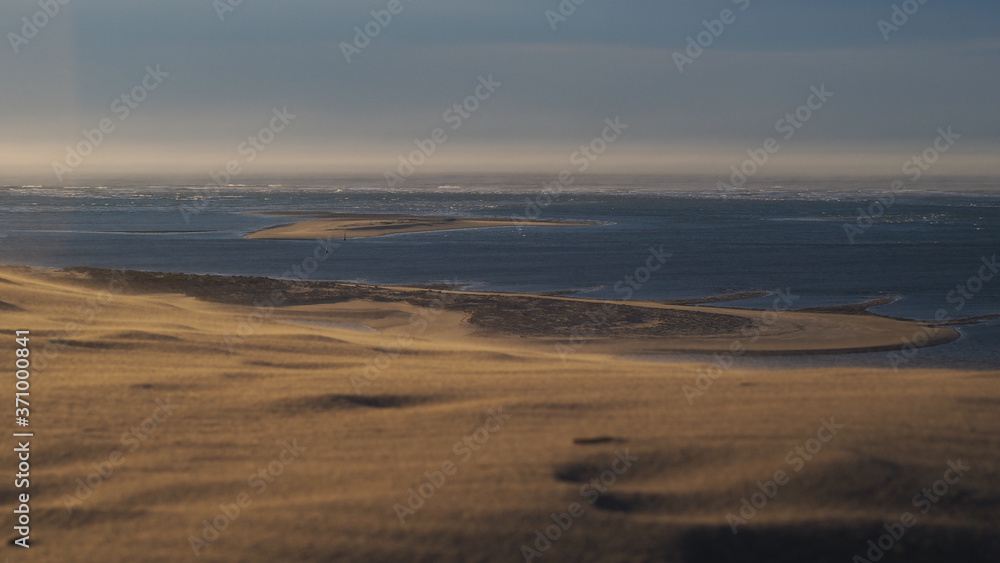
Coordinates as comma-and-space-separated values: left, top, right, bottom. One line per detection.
1, 176, 998, 368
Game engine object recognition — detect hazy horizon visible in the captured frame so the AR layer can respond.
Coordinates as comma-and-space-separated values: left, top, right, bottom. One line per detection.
3, 0, 998, 183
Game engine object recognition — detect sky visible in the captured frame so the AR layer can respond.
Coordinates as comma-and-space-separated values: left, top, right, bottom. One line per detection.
1, 0, 998, 184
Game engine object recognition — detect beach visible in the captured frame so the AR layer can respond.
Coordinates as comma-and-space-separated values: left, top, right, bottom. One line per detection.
6, 0, 999, 559
4, 266, 997, 562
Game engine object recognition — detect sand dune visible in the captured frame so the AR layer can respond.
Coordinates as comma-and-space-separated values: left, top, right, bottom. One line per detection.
1, 267, 997, 562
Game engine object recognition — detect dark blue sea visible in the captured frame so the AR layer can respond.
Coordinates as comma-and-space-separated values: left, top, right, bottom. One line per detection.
1, 176, 997, 369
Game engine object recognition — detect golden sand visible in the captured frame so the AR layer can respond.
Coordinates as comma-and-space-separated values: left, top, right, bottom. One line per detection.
1, 267, 996, 562
245, 213, 594, 240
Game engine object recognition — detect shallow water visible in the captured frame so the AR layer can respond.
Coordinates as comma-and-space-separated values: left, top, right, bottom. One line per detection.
1, 176, 997, 368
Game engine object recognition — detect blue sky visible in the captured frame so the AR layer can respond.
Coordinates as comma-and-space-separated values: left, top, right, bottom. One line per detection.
2, 0, 997, 181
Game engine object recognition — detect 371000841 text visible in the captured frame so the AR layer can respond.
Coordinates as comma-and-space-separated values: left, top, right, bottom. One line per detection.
14, 329, 33, 549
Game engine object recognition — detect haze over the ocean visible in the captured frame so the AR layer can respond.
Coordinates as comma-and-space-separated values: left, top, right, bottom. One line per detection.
2, 0, 998, 181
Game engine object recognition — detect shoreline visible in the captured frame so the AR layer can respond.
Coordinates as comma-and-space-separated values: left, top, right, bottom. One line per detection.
1, 266, 960, 356
244, 212, 596, 240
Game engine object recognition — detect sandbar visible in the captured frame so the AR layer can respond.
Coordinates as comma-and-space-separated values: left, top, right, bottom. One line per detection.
244, 212, 594, 240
